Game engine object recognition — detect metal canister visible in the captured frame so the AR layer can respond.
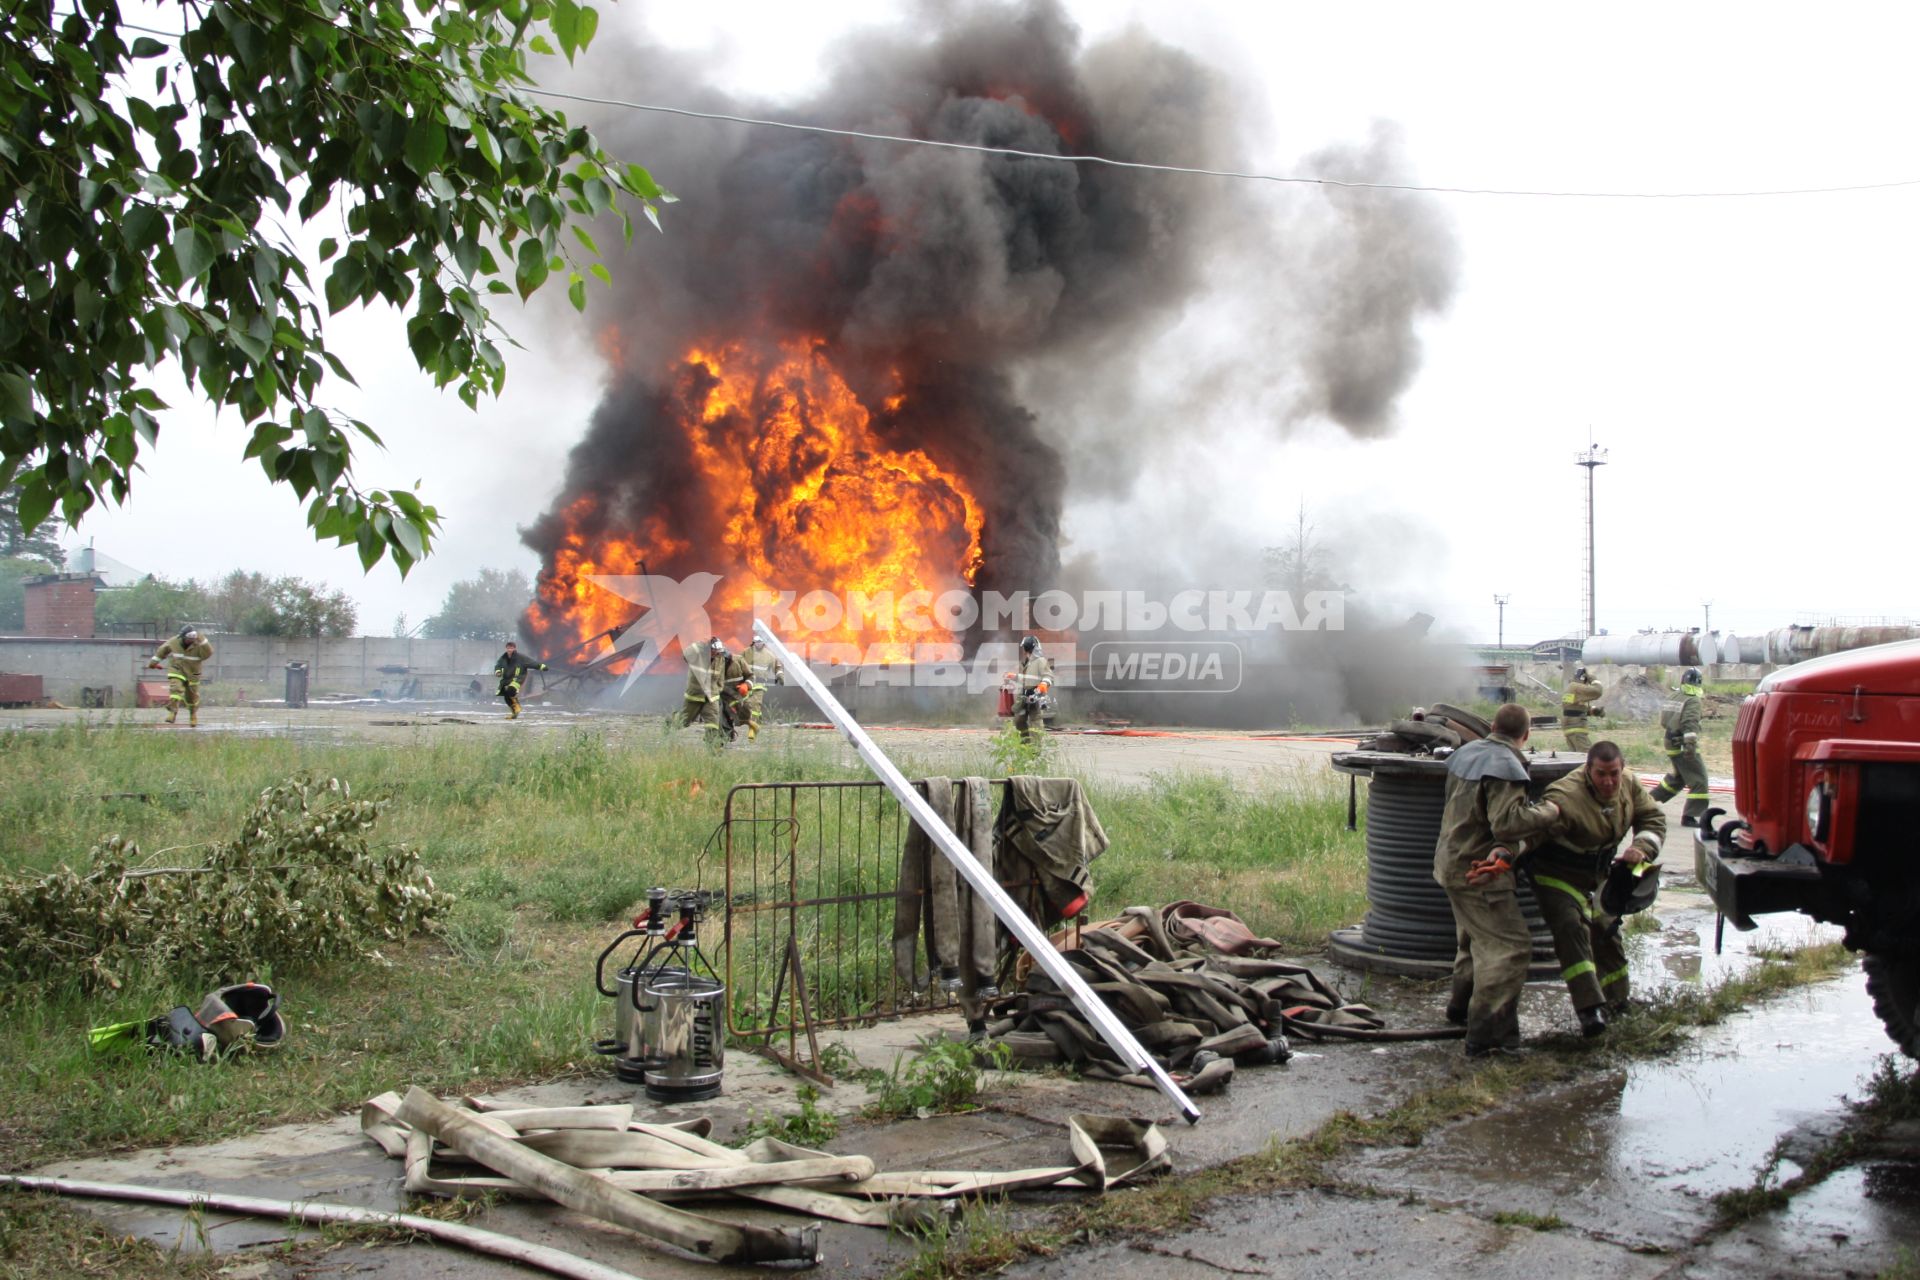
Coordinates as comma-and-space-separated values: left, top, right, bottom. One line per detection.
641, 969, 726, 1102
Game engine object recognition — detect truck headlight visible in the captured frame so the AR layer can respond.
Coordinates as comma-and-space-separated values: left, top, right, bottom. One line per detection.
1805, 784, 1830, 842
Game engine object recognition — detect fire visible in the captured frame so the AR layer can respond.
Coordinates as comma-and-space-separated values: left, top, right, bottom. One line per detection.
531, 339, 984, 666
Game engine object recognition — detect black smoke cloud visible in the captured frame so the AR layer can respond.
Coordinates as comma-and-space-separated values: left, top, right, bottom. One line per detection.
523, 0, 1459, 636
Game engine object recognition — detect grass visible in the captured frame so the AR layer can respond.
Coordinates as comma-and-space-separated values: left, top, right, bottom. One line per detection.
0, 720, 1366, 1169
0, 1186, 293, 1278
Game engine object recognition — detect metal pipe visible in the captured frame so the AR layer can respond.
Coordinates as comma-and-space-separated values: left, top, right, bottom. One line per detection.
753, 620, 1202, 1125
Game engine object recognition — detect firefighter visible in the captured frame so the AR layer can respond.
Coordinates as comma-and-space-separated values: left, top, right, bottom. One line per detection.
682, 637, 750, 740
1434, 703, 1562, 1057
1012, 636, 1053, 740
148, 626, 213, 726
742, 635, 784, 741
492, 641, 547, 719
1527, 740, 1666, 1036
1650, 667, 1711, 826
1561, 667, 1603, 751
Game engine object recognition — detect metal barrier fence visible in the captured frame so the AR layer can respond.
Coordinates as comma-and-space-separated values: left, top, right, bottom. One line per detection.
722, 779, 1048, 1070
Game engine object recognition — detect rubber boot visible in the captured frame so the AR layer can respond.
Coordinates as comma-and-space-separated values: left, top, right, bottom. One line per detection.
748, 721, 759, 741
188, 707, 198, 728
165, 706, 177, 724
1578, 1005, 1608, 1038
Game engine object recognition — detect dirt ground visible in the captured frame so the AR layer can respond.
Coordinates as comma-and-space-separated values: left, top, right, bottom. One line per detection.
10, 704, 1912, 1279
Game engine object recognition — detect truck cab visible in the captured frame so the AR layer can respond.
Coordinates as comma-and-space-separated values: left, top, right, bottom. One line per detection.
1695, 638, 1920, 1056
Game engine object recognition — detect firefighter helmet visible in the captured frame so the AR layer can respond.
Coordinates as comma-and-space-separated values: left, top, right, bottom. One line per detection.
1600, 860, 1661, 918
1575, 667, 1589, 682
1020, 636, 1039, 654
709, 637, 727, 655
1684, 668, 1701, 685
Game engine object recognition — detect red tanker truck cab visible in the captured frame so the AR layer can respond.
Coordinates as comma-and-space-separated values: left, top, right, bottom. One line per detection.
1697, 638, 1920, 1056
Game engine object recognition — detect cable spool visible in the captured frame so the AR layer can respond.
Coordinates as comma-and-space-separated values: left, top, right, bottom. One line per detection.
1328, 752, 1578, 980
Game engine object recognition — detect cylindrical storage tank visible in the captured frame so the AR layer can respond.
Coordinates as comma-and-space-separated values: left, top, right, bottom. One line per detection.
1580, 632, 1704, 667
1768, 625, 1920, 664
1328, 752, 1581, 979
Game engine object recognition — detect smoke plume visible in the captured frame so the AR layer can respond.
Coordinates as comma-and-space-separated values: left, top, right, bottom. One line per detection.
522, 0, 1460, 647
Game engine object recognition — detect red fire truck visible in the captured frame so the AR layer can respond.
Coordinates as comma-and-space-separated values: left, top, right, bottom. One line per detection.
1696, 639, 1920, 1057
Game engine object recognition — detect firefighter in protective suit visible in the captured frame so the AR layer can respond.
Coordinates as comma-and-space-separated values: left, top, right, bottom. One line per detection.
1434, 703, 1562, 1057
682, 638, 751, 740
742, 636, 783, 741
1650, 668, 1710, 825
1012, 636, 1053, 740
149, 627, 214, 726
1561, 668, 1603, 751
493, 641, 547, 719
1526, 741, 1665, 1036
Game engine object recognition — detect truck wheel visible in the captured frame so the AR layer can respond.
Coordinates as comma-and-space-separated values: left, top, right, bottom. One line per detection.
1863, 952, 1920, 1059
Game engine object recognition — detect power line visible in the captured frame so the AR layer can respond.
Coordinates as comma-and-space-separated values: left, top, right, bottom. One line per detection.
522, 86, 1920, 201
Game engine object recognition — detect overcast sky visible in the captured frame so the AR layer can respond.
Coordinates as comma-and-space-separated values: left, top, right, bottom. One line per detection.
70, 1, 1919, 645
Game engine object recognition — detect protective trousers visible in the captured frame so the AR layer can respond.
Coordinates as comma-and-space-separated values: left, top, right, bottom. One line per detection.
1651, 741, 1711, 822
1562, 714, 1591, 752
1442, 880, 1530, 1050
682, 695, 723, 732
1525, 862, 1629, 1012
166, 674, 200, 711
499, 679, 521, 716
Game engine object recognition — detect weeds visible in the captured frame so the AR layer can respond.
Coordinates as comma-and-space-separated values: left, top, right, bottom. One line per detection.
985, 724, 1047, 775
864, 1036, 1011, 1121
1492, 1210, 1566, 1230
738, 1083, 840, 1148
894, 1199, 1036, 1280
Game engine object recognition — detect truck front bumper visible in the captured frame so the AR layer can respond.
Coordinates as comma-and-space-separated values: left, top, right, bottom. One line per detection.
1694, 830, 1830, 931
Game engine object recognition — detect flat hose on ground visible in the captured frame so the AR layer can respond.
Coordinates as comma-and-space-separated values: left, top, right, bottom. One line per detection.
0, 1175, 645, 1280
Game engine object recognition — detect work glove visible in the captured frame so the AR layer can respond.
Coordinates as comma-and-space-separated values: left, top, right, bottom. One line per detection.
1465, 848, 1514, 886
1683, 732, 1699, 750
539, 663, 549, 671
147, 660, 162, 669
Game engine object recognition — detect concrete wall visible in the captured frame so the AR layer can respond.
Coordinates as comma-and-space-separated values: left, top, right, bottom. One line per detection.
0, 634, 503, 704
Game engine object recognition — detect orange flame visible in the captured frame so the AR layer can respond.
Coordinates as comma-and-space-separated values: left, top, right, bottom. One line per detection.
532, 339, 984, 666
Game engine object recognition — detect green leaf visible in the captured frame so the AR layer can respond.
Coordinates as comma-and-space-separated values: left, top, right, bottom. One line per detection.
567, 271, 585, 311
391, 512, 426, 560
130, 36, 167, 57
514, 237, 549, 300
172, 226, 217, 280
0, 371, 33, 421
472, 126, 501, 171
356, 523, 383, 571
589, 262, 611, 285
16, 481, 54, 534
576, 6, 600, 52
404, 117, 448, 176
550, 0, 581, 62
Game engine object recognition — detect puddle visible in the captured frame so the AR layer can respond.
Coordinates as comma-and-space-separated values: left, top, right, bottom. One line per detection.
1353, 960, 1912, 1250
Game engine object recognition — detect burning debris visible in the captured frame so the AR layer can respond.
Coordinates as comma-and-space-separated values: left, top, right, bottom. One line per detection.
520, 1, 1459, 668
